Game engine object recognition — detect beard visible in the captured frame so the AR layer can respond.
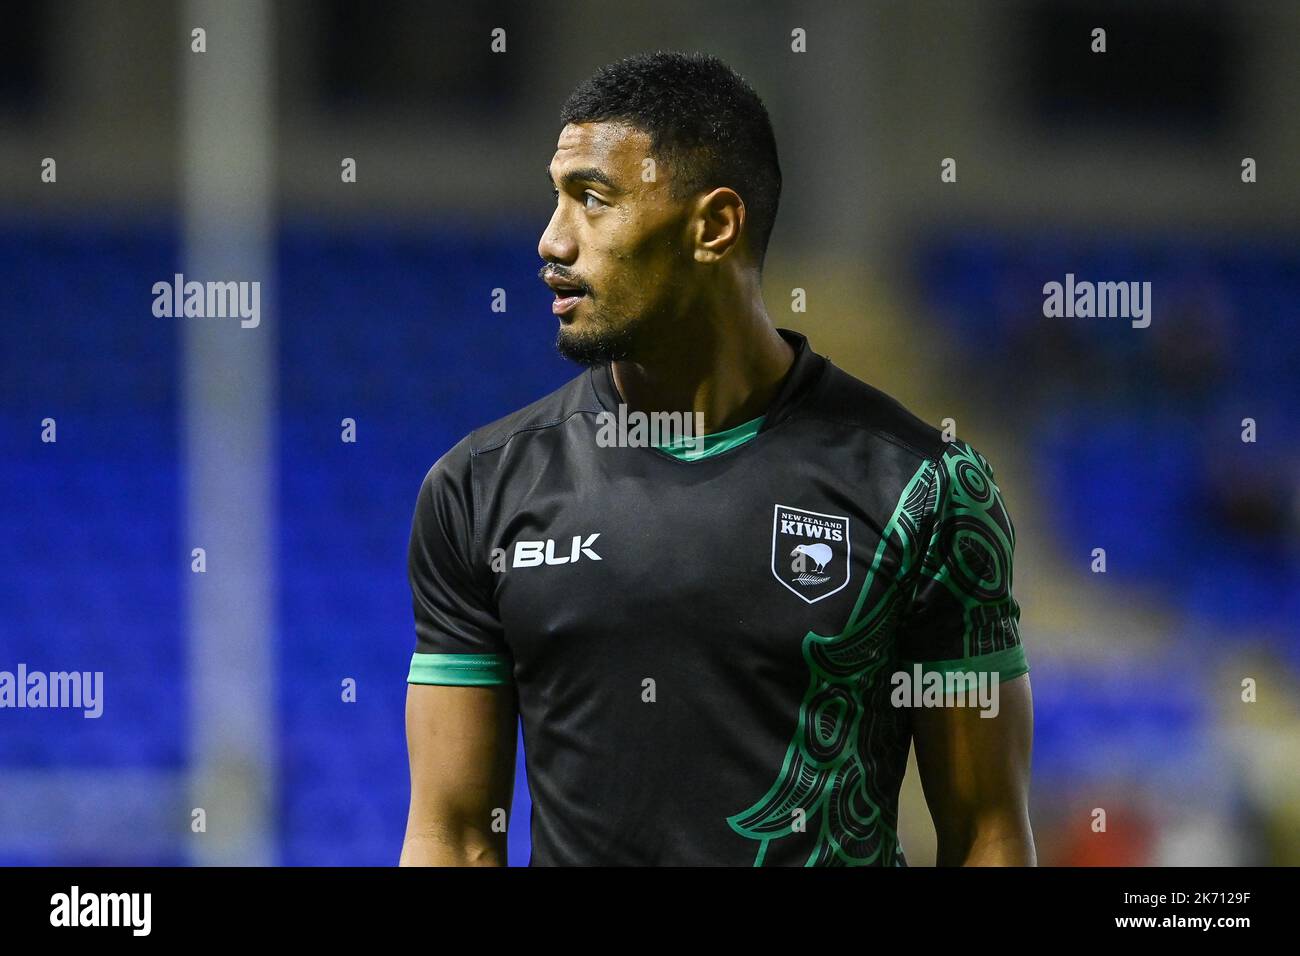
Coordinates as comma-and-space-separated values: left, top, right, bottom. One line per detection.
554, 298, 642, 367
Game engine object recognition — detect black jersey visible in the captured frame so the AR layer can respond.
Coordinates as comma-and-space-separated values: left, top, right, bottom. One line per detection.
407, 328, 1027, 866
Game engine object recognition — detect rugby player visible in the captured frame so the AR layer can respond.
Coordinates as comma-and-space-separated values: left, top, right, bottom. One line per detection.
400, 52, 1035, 866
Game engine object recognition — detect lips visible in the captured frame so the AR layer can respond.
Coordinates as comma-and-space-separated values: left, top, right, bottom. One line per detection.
545, 275, 585, 293
552, 290, 585, 316
545, 273, 588, 316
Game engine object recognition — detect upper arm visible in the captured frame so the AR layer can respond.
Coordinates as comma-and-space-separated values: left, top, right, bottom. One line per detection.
402, 441, 518, 864
912, 673, 1034, 865
406, 440, 512, 682
896, 440, 1034, 864
402, 682, 517, 865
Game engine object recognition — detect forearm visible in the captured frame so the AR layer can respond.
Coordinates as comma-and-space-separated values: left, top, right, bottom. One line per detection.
938, 818, 1036, 866
399, 818, 506, 866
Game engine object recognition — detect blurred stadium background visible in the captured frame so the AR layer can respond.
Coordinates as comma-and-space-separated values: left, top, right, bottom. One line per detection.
1, 0, 1297, 865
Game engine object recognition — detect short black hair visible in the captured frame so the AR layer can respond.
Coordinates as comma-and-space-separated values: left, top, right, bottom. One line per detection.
559, 51, 782, 269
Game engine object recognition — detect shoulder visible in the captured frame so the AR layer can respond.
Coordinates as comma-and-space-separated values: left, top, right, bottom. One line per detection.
801, 361, 1009, 515
421, 368, 597, 479
467, 368, 600, 456
922, 439, 1017, 593
413, 370, 598, 537
802, 362, 952, 465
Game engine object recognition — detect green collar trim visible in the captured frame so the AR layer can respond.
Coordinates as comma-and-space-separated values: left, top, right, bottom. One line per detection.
654, 414, 765, 462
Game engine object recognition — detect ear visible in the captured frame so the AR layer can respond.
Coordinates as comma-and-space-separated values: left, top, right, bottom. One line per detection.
690, 187, 745, 264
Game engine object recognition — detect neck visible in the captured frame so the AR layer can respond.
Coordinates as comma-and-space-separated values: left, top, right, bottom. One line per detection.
610, 278, 795, 435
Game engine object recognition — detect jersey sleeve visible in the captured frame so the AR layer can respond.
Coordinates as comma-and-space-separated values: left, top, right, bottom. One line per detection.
896, 439, 1028, 683
406, 437, 513, 686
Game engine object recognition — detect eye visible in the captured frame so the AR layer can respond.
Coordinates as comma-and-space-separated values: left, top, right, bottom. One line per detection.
583, 192, 607, 210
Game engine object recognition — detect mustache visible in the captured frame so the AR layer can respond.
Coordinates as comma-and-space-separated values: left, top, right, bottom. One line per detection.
539, 265, 589, 293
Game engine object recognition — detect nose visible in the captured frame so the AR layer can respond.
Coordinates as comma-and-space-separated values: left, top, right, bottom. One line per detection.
538, 204, 577, 264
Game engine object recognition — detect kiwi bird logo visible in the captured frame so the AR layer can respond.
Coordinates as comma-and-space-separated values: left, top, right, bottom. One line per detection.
790, 542, 833, 573
771, 504, 852, 604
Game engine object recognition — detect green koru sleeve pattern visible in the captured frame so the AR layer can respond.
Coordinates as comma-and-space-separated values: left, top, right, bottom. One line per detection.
901, 440, 1026, 677
727, 456, 939, 867
407, 652, 513, 686
727, 441, 1027, 866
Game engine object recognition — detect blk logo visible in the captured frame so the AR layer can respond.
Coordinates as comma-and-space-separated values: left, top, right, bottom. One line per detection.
513, 534, 602, 568
771, 505, 851, 603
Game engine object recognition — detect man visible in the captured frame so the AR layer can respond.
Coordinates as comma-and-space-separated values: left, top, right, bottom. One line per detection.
401, 52, 1034, 866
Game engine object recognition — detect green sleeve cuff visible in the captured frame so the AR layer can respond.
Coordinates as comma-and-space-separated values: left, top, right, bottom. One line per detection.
407, 652, 513, 686
899, 644, 1028, 683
